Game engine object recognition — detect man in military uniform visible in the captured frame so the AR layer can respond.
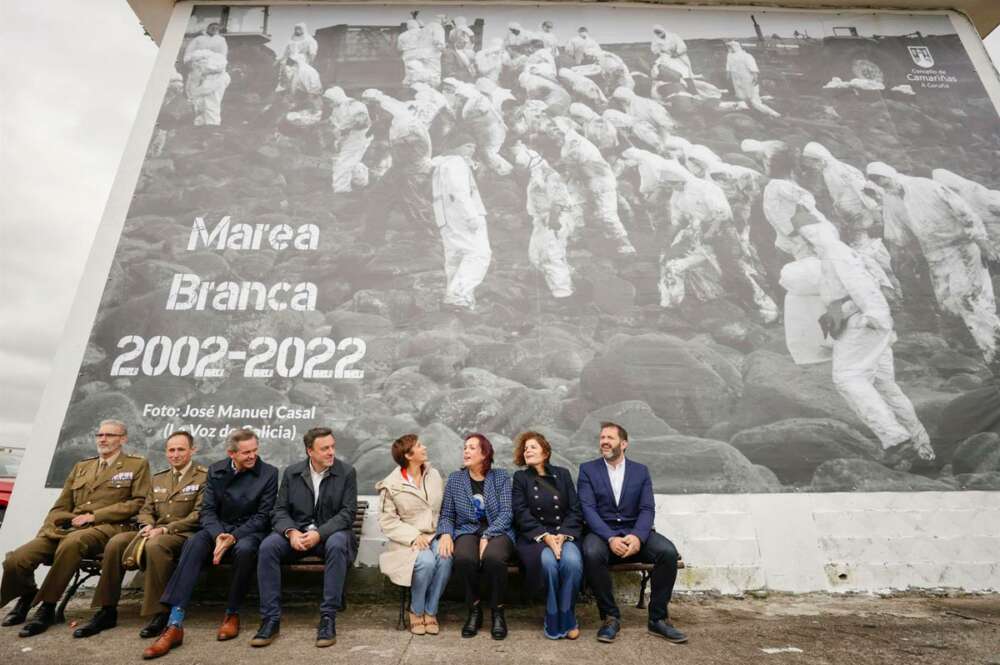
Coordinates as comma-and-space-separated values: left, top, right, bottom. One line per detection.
142, 427, 277, 660
73, 431, 207, 640
1, 419, 150, 637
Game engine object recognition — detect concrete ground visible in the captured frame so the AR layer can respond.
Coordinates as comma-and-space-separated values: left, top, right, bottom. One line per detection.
0, 593, 997, 664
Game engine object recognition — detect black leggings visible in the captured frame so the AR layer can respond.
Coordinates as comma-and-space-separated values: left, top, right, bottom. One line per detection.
452, 534, 513, 610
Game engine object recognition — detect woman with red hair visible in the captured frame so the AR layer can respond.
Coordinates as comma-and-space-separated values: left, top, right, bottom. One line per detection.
436, 434, 514, 640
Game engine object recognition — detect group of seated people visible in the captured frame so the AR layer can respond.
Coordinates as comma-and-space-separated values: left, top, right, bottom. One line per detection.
0, 419, 686, 659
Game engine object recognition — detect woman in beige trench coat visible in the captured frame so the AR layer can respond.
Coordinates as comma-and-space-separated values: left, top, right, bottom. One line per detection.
376, 434, 450, 635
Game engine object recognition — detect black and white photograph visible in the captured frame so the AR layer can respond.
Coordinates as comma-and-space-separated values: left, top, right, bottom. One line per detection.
46, 3, 1000, 494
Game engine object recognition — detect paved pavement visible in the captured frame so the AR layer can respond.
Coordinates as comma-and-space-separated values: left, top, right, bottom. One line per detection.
0, 594, 997, 664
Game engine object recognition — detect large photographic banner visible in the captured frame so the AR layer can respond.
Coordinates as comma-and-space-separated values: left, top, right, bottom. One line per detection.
47, 4, 1000, 494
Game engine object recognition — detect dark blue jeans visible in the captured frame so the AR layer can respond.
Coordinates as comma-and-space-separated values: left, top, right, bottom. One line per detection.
541, 541, 582, 639
257, 530, 356, 621
159, 529, 263, 613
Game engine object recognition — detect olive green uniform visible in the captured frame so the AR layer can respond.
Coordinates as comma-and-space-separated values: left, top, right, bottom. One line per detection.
1, 454, 150, 607
91, 464, 207, 615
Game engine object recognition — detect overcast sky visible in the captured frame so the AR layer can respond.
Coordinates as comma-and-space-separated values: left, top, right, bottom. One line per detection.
1, 1, 999, 445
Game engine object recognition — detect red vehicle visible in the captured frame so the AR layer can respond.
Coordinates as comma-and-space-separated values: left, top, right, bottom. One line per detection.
0, 447, 24, 525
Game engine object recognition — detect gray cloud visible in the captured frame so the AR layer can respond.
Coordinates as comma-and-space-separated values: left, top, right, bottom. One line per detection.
0, 0, 156, 441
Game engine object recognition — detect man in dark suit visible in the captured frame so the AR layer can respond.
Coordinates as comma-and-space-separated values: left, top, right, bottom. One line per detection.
250, 427, 358, 649
577, 422, 687, 644
142, 428, 278, 660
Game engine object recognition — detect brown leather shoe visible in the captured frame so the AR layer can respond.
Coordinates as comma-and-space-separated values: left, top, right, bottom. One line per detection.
142, 625, 183, 660
216, 613, 239, 641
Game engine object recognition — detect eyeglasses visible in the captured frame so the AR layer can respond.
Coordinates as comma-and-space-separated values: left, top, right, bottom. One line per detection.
95, 433, 125, 439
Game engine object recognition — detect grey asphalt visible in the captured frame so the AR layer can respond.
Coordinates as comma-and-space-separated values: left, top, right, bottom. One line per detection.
0, 593, 997, 664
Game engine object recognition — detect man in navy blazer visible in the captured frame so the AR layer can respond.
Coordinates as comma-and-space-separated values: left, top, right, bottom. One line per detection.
252, 427, 357, 649
144, 428, 279, 659
577, 422, 687, 644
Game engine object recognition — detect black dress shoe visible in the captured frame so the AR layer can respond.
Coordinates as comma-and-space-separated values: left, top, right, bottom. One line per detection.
249, 618, 280, 647
461, 604, 483, 638
490, 607, 507, 640
315, 613, 336, 648
647, 619, 688, 643
2, 594, 34, 627
139, 612, 169, 639
18, 603, 55, 638
596, 616, 620, 643
73, 607, 118, 638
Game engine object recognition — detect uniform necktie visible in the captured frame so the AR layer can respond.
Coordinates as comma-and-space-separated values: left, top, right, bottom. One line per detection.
172, 471, 181, 492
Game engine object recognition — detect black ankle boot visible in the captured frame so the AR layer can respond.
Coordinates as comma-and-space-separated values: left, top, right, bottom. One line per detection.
2, 594, 33, 627
461, 603, 483, 638
490, 607, 507, 640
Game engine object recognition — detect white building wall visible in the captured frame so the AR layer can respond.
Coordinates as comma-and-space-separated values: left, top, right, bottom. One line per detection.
355, 491, 1000, 593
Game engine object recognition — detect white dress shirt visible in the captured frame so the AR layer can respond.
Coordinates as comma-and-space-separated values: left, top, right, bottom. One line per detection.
604, 458, 626, 505
309, 461, 329, 508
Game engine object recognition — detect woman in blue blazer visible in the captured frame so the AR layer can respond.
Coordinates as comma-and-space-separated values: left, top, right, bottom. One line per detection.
437, 433, 515, 640
511, 431, 583, 640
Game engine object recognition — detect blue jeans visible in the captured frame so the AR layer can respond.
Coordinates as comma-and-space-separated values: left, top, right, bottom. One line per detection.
541, 541, 582, 639
410, 539, 452, 616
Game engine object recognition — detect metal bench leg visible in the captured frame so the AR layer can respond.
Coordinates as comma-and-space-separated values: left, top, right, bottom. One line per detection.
57, 570, 97, 624
397, 586, 409, 631
635, 570, 649, 610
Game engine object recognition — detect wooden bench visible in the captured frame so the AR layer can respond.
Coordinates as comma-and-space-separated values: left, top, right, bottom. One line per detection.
55, 500, 368, 623
393, 553, 685, 630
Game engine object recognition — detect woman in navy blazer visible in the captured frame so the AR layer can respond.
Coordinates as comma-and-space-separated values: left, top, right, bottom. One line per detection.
511, 431, 583, 640
437, 433, 514, 640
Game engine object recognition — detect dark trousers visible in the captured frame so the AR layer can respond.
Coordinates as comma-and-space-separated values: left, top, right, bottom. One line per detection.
159, 529, 263, 612
582, 531, 678, 622
452, 534, 513, 610
257, 530, 356, 621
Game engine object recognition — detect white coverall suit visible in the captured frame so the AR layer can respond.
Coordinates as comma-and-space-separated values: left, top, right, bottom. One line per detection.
449, 80, 513, 175
432, 155, 492, 310
804, 143, 896, 287
278, 23, 319, 91
475, 39, 511, 83
558, 126, 636, 255
869, 162, 1000, 363
185, 49, 231, 126
559, 68, 608, 109
705, 161, 779, 323
569, 103, 619, 152
513, 143, 576, 298
725, 41, 781, 118
612, 88, 675, 154
655, 160, 732, 307
518, 67, 573, 115
651, 27, 694, 80
398, 20, 443, 87
325, 87, 371, 192
933, 168, 1000, 257
565, 33, 601, 65
799, 222, 932, 456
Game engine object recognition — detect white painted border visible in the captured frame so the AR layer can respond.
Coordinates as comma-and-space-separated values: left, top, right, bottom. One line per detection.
3, 2, 999, 594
